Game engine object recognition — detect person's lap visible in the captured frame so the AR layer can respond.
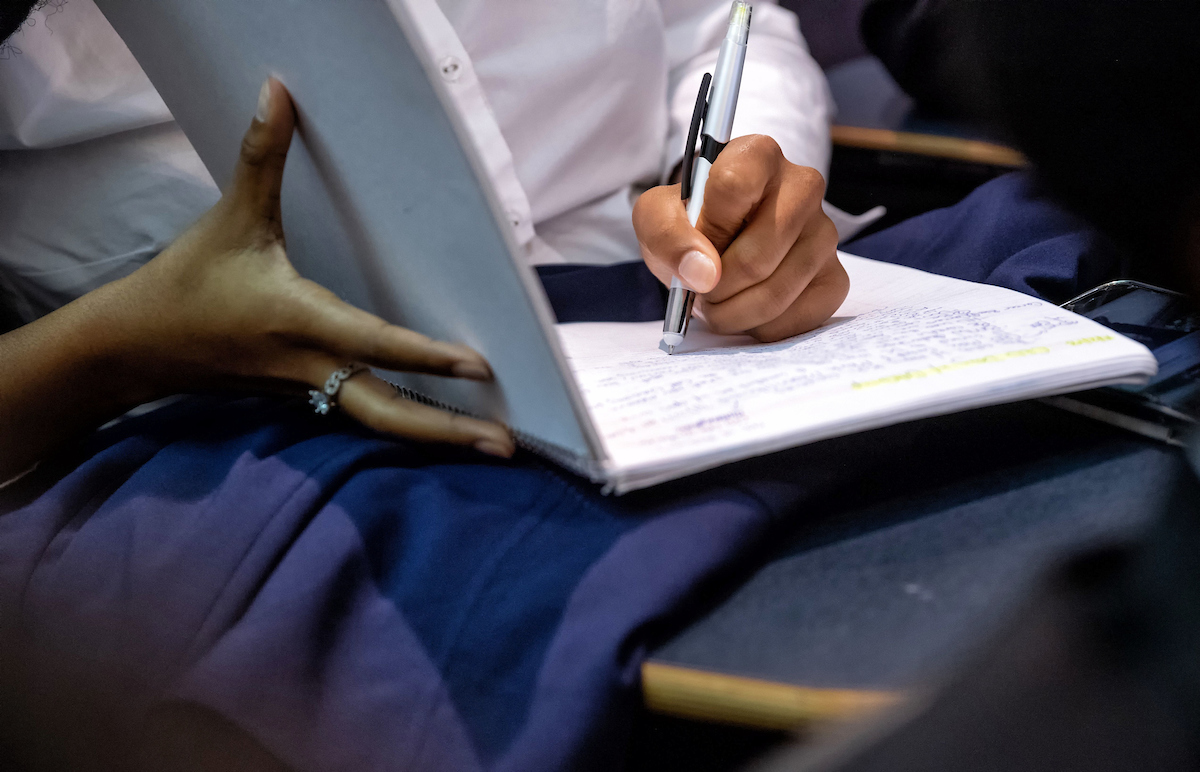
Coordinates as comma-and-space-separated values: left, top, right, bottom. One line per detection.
0, 394, 792, 771
0, 171, 1132, 771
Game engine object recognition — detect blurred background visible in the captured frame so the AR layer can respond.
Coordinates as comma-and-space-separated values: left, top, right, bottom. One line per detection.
783, 0, 1020, 238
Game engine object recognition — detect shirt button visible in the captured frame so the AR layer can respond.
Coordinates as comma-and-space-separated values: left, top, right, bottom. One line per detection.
439, 55, 463, 82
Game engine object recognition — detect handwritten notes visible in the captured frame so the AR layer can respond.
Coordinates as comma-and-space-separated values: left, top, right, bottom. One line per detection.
557, 254, 1156, 487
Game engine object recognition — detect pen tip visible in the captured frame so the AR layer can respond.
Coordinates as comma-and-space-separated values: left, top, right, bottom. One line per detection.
668, 345, 676, 355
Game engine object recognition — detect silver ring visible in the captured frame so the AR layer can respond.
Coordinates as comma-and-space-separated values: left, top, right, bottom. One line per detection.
308, 363, 368, 415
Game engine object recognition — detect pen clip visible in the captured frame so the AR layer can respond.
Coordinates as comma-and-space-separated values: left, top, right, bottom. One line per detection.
680, 72, 711, 203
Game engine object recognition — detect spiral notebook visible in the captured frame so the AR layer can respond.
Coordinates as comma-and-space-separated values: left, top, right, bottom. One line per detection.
97, 0, 1157, 493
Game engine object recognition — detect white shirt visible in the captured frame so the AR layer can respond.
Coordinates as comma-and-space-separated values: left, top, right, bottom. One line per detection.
0, 0, 832, 321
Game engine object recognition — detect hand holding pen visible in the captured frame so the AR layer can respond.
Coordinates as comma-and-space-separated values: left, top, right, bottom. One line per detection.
633, 0, 847, 351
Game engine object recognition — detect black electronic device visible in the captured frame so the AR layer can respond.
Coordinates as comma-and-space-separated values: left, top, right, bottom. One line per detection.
1049, 280, 1200, 445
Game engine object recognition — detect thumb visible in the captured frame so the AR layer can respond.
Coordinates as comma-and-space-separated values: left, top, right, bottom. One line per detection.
632, 185, 722, 294
229, 77, 296, 226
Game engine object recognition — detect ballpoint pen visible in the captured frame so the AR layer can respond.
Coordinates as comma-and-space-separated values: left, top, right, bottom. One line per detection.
661, 0, 752, 355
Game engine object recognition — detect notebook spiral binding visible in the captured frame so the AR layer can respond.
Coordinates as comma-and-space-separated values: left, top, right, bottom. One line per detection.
386, 381, 607, 487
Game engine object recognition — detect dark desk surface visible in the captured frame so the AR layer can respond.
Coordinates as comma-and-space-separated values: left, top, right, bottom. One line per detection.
641, 401, 1180, 730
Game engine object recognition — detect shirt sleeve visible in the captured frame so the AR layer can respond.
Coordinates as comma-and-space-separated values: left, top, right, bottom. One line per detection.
0, 0, 172, 150
659, 1, 833, 183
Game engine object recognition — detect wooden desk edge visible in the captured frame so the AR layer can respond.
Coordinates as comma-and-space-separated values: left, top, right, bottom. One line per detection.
642, 660, 903, 732
831, 125, 1027, 168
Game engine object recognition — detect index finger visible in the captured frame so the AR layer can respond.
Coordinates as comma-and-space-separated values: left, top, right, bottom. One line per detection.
294, 280, 494, 381
694, 135, 785, 255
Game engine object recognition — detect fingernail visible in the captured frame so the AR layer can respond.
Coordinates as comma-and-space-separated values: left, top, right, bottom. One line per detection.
255, 79, 272, 122
475, 438, 514, 459
452, 361, 492, 381
679, 250, 717, 292
434, 342, 492, 380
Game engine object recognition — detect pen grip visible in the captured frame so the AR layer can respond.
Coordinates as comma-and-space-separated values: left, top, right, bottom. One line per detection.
663, 278, 696, 338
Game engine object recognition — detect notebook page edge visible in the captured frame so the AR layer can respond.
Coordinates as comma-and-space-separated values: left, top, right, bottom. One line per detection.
606, 350, 1157, 494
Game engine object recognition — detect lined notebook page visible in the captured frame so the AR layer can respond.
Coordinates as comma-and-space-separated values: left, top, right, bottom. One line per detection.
557, 254, 1156, 492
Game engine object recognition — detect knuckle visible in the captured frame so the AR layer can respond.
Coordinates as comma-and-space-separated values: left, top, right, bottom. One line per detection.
702, 303, 740, 336
807, 213, 839, 253
761, 281, 796, 319
726, 238, 775, 285
794, 165, 827, 196
824, 216, 841, 245
239, 133, 286, 172
708, 165, 752, 204
826, 258, 851, 300
239, 134, 269, 167
737, 250, 774, 285
356, 317, 391, 363
745, 134, 783, 160
793, 212, 838, 258
796, 163, 823, 183
445, 413, 477, 439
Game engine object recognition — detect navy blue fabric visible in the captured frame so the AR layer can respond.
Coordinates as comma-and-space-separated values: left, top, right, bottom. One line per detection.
0, 172, 1125, 771
848, 171, 1127, 303
0, 398, 783, 771
536, 263, 667, 323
